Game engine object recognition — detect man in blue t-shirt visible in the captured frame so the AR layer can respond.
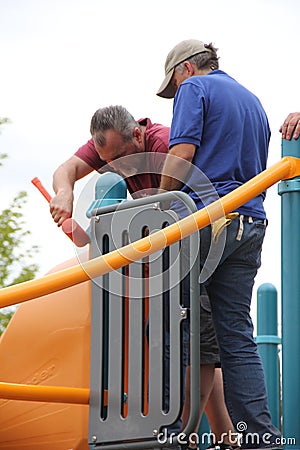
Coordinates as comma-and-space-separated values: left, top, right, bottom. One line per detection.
157, 39, 281, 449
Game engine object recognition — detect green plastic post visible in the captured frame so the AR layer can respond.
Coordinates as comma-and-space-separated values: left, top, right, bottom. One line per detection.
86, 172, 127, 217
95, 172, 127, 201
278, 136, 300, 449
256, 283, 281, 429
198, 413, 210, 450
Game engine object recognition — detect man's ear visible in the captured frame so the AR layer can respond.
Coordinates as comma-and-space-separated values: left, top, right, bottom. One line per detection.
133, 126, 143, 144
184, 61, 195, 76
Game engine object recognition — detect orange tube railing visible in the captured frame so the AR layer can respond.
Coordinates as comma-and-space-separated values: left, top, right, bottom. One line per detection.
0, 382, 109, 405
1, 156, 300, 309
0, 382, 89, 404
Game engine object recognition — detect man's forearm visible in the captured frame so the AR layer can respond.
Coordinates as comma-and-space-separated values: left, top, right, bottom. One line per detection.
52, 163, 76, 195
159, 143, 196, 191
159, 172, 185, 191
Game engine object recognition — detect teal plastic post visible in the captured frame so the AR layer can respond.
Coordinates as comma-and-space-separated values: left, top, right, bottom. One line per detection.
86, 172, 127, 217
256, 283, 281, 429
198, 413, 210, 450
95, 172, 127, 201
278, 136, 300, 448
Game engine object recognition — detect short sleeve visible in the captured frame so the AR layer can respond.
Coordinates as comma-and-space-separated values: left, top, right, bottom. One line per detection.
170, 81, 205, 148
75, 139, 106, 171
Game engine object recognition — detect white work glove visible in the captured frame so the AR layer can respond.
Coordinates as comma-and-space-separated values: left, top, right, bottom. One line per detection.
211, 212, 239, 242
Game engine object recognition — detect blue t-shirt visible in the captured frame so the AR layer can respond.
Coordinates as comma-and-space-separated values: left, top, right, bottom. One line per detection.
169, 70, 270, 219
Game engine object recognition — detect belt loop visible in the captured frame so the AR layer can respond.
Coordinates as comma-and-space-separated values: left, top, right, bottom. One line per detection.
236, 214, 244, 241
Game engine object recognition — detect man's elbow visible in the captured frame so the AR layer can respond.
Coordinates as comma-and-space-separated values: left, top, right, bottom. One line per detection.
169, 143, 196, 162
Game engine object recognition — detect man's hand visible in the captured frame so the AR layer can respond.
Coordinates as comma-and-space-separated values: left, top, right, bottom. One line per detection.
50, 191, 74, 227
280, 112, 300, 140
51, 155, 93, 226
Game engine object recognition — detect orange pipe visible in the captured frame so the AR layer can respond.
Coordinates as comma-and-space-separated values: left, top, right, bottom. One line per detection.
1, 156, 300, 309
31, 177, 52, 203
0, 382, 110, 406
0, 382, 90, 404
31, 177, 90, 247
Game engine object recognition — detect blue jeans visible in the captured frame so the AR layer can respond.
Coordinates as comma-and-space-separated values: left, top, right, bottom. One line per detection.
200, 216, 281, 447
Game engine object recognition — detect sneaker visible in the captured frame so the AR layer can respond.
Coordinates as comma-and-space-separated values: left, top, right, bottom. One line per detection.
160, 447, 181, 450
180, 446, 199, 450
219, 446, 240, 450
209, 445, 240, 450
240, 445, 282, 450
159, 446, 181, 450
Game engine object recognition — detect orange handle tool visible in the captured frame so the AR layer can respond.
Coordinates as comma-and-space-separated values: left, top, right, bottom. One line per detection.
31, 177, 90, 247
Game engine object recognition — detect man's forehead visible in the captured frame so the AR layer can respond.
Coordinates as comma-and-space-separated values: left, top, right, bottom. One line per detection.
94, 130, 132, 162
103, 128, 124, 143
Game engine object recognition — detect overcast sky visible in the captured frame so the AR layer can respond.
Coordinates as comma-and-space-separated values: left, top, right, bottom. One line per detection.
1, 0, 300, 326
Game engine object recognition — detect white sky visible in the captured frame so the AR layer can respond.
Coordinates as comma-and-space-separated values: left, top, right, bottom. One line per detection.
1, 0, 300, 329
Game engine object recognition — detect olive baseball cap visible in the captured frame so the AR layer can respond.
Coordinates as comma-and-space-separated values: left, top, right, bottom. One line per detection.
157, 39, 210, 99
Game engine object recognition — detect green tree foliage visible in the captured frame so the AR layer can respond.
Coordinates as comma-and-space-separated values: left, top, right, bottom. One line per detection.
0, 117, 39, 335
0, 191, 39, 288
0, 117, 10, 166
0, 309, 14, 335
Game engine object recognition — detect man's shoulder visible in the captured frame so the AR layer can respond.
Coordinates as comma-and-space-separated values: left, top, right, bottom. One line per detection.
142, 121, 169, 155
139, 117, 169, 132
75, 138, 103, 170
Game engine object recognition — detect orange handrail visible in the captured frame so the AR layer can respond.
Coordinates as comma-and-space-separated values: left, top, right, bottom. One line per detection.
0, 382, 111, 405
0, 382, 90, 404
1, 156, 300, 309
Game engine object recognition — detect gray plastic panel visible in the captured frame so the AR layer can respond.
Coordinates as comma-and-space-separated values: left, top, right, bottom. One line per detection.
88, 192, 201, 450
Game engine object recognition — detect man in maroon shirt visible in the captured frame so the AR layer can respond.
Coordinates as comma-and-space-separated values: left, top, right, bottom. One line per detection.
50, 107, 169, 226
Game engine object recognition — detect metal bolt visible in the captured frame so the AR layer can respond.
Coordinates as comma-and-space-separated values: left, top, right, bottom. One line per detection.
91, 435, 97, 443
180, 309, 187, 319
153, 429, 158, 436
95, 216, 100, 223
153, 202, 159, 210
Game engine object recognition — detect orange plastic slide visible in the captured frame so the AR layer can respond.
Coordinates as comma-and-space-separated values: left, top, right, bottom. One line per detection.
0, 254, 91, 450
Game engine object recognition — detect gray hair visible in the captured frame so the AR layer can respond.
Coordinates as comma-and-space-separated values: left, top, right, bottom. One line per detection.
90, 105, 140, 147
175, 42, 219, 74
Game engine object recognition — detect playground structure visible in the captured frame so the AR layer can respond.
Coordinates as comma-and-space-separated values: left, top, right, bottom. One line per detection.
0, 138, 299, 449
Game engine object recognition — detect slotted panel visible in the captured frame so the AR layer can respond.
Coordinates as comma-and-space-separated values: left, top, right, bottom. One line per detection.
88, 194, 200, 450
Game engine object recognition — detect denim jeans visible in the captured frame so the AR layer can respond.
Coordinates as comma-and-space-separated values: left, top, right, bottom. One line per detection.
200, 216, 281, 448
